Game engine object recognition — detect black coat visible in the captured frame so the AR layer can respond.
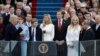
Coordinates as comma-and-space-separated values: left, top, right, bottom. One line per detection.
2, 13, 10, 26
29, 26, 42, 41
4, 23, 22, 41
92, 24, 100, 40
63, 17, 71, 32
53, 20, 67, 41
79, 28, 95, 41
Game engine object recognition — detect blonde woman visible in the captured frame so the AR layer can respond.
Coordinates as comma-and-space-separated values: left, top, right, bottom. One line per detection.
40, 14, 54, 41
66, 16, 81, 56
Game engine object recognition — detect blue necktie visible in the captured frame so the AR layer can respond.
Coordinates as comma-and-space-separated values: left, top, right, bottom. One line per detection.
32, 28, 34, 41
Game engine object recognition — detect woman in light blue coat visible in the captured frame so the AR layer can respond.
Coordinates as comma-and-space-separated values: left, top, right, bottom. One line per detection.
16, 16, 29, 56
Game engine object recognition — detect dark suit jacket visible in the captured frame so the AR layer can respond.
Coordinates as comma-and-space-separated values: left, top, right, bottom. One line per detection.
90, 20, 95, 26
92, 24, 100, 40
4, 23, 22, 41
63, 17, 71, 32
79, 28, 95, 41
2, 13, 10, 26
29, 26, 42, 41
53, 19, 67, 41
2, 13, 10, 38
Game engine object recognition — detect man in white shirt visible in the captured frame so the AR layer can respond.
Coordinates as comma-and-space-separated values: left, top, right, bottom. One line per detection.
92, 15, 100, 39
28, 18, 42, 56
92, 15, 100, 56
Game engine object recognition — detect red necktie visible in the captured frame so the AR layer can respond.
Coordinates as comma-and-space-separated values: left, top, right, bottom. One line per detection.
58, 19, 62, 31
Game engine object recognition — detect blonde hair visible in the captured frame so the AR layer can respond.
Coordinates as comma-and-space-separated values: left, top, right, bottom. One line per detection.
9, 15, 18, 22
42, 14, 52, 27
43, 14, 52, 24
69, 16, 80, 31
69, 8, 76, 16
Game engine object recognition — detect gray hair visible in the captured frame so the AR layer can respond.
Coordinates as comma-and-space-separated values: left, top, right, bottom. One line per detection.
83, 19, 90, 25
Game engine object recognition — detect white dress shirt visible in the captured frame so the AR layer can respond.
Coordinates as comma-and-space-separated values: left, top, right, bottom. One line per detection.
58, 18, 63, 26
96, 23, 100, 30
31, 27, 36, 41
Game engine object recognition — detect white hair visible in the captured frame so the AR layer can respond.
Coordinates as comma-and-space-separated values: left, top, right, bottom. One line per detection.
81, 2, 87, 7
24, 6, 31, 11
9, 15, 18, 22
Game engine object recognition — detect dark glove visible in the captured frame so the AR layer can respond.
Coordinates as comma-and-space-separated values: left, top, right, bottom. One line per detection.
43, 31, 46, 33
17, 27, 23, 33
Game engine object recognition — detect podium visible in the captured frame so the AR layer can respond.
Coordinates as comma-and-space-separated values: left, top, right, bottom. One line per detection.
28, 41, 57, 56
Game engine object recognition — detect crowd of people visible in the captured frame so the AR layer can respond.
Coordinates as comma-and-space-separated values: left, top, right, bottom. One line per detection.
0, 0, 100, 56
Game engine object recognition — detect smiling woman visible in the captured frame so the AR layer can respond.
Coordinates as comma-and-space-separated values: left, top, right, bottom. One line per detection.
66, 16, 81, 56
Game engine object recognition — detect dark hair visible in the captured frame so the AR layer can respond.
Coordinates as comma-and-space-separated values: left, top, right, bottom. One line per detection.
84, 12, 91, 16
19, 16, 25, 20
31, 18, 38, 24
84, 12, 90, 15
18, 16, 25, 23
57, 10, 63, 14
